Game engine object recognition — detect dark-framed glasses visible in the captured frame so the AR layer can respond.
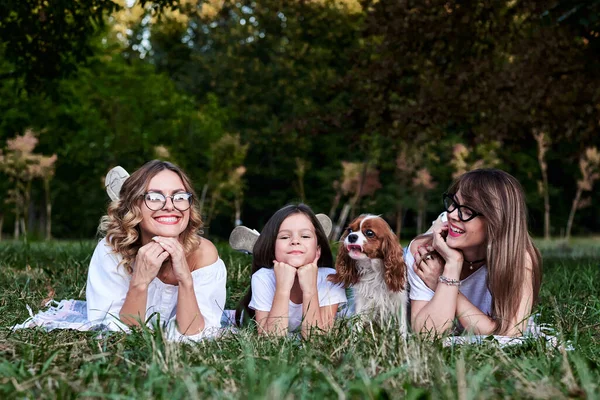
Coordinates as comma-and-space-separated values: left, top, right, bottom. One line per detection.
442, 192, 481, 222
142, 191, 193, 211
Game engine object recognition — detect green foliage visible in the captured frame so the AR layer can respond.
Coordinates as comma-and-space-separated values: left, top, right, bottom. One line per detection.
0, 0, 180, 93
0, 240, 599, 397
0, 0, 600, 238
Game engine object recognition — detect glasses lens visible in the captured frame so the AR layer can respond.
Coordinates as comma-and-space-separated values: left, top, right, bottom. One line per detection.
144, 192, 166, 211
459, 207, 474, 221
443, 194, 456, 212
172, 193, 192, 211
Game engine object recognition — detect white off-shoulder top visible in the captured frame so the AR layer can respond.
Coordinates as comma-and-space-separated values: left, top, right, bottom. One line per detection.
86, 238, 227, 341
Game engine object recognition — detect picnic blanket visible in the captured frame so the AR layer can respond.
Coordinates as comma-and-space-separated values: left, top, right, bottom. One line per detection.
12, 300, 570, 349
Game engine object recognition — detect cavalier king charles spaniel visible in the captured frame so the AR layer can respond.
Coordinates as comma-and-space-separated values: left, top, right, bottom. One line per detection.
329, 215, 408, 333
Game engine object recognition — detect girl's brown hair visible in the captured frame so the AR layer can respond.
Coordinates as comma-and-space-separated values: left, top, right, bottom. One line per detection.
235, 203, 334, 326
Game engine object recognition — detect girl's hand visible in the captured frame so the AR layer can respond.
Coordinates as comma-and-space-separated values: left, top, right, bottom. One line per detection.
297, 261, 319, 297
132, 241, 170, 288
153, 236, 192, 286
273, 261, 297, 294
413, 244, 443, 290
431, 221, 463, 269
298, 252, 320, 295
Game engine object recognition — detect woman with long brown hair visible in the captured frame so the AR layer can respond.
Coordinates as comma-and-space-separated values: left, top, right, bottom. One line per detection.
407, 168, 542, 336
86, 160, 226, 340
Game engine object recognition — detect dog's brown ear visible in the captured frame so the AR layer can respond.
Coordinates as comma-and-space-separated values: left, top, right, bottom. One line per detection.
328, 232, 359, 288
382, 232, 406, 292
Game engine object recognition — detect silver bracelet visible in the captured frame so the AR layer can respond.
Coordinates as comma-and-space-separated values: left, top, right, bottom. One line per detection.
438, 275, 461, 286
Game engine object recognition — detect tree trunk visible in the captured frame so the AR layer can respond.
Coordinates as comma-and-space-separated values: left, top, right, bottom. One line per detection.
20, 218, 27, 238
565, 187, 582, 241
416, 193, 425, 234
332, 203, 351, 241
198, 183, 209, 219
14, 210, 20, 239
349, 162, 369, 220
539, 152, 550, 239
417, 206, 424, 235
45, 178, 52, 240
534, 129, 551, 239
0, 213, 3, 241
328, 189, 341, 222
234, 196, 242, 226
23, 180, 31, 237
395, 205, 403, 241
543, 189, 550, 239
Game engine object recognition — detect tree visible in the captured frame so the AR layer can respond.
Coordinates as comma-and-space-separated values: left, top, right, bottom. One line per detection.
205, 134, 249, 231
533, 130, 551, 239
0, 0, 178, 93
0, 129, 56, 239
566, 147, 600, 240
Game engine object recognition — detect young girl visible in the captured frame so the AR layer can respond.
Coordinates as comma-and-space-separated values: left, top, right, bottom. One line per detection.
407, 168, 542, 337
236, 204, 347, 338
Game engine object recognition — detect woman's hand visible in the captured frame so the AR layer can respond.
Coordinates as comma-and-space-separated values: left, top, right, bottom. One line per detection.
131, 241, 170, 288
413, 245, 444, 290
431, 221, 463, 270
152, 236, 192, 286
273, 261, 297, 294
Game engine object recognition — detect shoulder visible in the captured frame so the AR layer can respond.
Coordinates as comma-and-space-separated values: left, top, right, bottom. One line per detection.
318, 267, 336, 279
252, 267, 275, 282
318, 267, 340, 287
91, 238, 121, 265
251, 268, 276, 289
188, 237, 219, 271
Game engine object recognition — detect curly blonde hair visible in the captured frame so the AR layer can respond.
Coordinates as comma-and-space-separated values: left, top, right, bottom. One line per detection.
98, 160, 204, 274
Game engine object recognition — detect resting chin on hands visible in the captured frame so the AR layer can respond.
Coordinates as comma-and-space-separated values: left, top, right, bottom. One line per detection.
297, 252, 320, 295
273, 261, 297, 294
431, 220, 463, 276
152, 236, 192, 286
131, 241, 170, 289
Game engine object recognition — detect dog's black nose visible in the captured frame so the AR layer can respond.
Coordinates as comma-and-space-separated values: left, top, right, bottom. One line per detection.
347, 233, 358, 243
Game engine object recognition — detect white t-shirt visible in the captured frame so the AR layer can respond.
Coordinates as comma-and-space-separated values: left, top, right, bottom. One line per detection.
405, 242, 492, 317
248, 267, 347, 332
86, 238, 227, 341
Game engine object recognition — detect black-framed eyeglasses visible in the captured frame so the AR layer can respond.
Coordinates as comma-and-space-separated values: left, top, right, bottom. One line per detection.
142, 191, 193, 211
442, 192, 481, 222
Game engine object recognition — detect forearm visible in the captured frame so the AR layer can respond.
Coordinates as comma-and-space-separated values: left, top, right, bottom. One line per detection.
412, 263, 461, 334
455, 293, 497, 335
261, 291, 291, 336
119, 284, 149, 326
175, 282, 205, 335
411, 285, 459, 334
301, 292, 326, 338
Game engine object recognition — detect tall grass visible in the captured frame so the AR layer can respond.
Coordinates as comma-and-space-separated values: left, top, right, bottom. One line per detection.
0, 238, 599, 398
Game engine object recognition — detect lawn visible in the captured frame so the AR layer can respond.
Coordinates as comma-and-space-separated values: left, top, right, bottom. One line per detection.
0, 238, 599, 398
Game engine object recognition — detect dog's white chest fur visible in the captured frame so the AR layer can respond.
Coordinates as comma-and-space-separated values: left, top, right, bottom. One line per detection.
352, 258, 408, 333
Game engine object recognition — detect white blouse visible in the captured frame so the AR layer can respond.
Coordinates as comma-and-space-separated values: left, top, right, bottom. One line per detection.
86, 238, 227, 341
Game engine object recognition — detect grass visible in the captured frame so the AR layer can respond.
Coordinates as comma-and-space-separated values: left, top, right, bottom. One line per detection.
0, 238, 599, 398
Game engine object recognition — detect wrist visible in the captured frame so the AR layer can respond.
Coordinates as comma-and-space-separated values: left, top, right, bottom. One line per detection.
178, 278, 194, 290
442, 260, 462, 276
129, 279, 149, 292
302, 291, 317, 300
275, 287, 292, 298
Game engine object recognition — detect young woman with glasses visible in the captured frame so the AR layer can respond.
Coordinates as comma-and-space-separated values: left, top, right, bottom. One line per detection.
406, 169, 542, 337
86, 160, 226, 340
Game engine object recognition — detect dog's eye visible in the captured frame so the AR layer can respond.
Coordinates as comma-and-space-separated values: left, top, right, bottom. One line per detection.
347, 228, 353, 233
365, 229, 375, 238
